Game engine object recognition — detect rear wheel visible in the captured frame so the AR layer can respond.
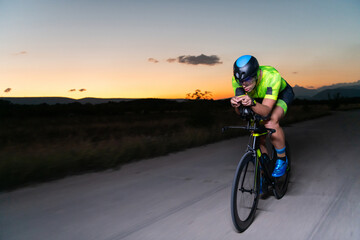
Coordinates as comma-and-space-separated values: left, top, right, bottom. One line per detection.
273, 142, 291, 199
231, 151, 260, 232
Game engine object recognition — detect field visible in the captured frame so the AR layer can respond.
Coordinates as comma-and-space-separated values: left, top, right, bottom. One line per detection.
1, 98, 358, 191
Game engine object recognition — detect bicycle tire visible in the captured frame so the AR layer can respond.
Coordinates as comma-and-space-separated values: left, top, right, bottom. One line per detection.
231, 151, 260, 232
273, 141, 291, 199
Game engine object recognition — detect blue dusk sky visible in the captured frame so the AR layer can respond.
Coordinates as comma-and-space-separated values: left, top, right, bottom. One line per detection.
0, 0, 359, 99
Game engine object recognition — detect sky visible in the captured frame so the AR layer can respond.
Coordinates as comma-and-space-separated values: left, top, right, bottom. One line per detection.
1, 0, 359, 99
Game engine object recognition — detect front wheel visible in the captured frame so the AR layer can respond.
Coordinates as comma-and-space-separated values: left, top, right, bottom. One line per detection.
273, 141, 291, 199
231, 151, 260, 232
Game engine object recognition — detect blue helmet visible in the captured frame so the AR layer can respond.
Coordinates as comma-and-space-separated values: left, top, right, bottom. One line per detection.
233, 55, 259, 83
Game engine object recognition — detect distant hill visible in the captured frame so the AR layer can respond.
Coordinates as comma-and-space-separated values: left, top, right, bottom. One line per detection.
0, 97, 136, 105
292, 85, 319, 99
77, 98, 135, 104
293, 80, 360, 100
317, 80, 360, 91
0, 97, 187, 105
312, 87, 360, 100
0, 97, 77, 105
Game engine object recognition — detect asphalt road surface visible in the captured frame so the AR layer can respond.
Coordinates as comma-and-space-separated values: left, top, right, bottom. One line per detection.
1, 110, 360, 240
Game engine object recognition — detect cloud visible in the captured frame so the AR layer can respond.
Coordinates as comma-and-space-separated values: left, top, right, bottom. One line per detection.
4, 88, 12, 93
69, 88, 87, 92
293, 72, 298, 74
14, 51, 27, 56
167, 54, 222, 66
148, 58, 159, 63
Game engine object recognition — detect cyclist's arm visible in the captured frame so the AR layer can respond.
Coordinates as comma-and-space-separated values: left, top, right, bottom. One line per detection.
251, 71, 281, 116
251, 98, 276, 117
231, 76, 246, 115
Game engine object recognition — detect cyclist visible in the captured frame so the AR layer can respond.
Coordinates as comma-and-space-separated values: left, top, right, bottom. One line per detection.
230, 55, 294, 179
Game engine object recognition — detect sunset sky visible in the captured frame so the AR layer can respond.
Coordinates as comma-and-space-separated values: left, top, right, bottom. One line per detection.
1, 0, 359, 99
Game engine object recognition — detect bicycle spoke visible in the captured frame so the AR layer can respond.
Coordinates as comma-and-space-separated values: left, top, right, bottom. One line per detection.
240, 161, 249, 188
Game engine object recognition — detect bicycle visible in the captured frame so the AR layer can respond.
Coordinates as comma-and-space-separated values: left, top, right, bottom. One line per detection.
222, 106, 291, 232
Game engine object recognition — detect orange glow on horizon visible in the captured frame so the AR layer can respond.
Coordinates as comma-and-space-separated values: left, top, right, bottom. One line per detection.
1, 61, 359, 100
2, 77, 359, 100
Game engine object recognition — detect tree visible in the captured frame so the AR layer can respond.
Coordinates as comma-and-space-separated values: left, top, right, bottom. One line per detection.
186, 89, 213, 100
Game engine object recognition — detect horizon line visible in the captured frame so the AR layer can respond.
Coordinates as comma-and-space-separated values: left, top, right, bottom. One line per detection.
1, 80, 359, 100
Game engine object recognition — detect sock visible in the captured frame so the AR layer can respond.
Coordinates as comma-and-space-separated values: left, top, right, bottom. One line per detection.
275, 147, 286, 162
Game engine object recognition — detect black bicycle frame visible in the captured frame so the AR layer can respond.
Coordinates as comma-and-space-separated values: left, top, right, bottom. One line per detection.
224, 118, 276, 188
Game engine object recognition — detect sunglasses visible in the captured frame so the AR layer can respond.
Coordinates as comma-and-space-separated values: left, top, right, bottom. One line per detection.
239, 76, 256, 85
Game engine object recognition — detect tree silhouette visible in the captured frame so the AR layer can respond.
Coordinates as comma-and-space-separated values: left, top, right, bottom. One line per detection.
186, 89, 213, 100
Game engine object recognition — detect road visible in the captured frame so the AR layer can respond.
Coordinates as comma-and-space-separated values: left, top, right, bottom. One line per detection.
1, 110, 360, 240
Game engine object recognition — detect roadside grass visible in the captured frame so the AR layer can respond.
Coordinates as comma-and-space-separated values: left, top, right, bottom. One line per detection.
0, 99, 358, 191
338, 103, 360, 111
282, 104, 331, 125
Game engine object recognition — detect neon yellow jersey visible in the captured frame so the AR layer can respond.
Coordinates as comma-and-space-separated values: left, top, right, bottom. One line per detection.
232, 66, 288, 100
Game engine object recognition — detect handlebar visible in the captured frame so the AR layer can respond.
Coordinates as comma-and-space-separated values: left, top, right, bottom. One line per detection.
222, 125, 276, 134
221, 106, 275, 134
238, 106, 270, 121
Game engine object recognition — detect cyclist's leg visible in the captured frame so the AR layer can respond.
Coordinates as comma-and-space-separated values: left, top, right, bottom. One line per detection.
264, 105, 288, 177
265, 106, 285, 152
259, 135, 267, 155
266, 84, 294, 177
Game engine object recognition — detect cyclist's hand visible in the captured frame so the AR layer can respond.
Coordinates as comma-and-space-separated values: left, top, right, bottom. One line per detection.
239, 95, 252, 106
230, 96, 242, 108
